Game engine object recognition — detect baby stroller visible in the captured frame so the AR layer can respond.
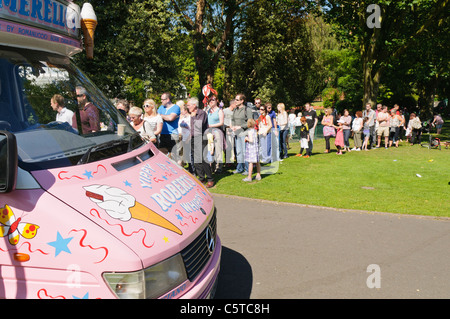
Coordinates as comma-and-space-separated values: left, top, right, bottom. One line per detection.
421, 134, 441, 150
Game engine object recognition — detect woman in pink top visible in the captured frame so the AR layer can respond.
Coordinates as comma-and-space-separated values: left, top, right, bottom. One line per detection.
321, 108, 335, 153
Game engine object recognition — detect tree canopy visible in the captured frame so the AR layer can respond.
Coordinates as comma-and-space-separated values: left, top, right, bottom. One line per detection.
73, 0, 448, 115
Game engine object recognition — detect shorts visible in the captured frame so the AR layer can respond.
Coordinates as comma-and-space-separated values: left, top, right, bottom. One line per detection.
363, 129, 370, 137
377, 126, 389, 137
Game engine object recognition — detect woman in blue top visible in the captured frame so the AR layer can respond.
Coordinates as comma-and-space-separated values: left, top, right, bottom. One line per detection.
206, 94, 225, 173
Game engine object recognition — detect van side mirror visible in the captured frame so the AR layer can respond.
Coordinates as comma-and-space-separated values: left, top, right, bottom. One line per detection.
0, 131, 18, 193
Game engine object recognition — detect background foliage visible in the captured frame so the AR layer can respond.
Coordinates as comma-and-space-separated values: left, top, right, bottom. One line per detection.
73, 0, 448, 116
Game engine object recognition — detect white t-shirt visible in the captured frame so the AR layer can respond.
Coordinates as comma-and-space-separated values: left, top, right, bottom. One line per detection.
56, 107, 74, 125
134, 121, 155, 140
144, 114, 163, 134
352, 117, 363, 132
288, 113, 296, 125
178, 115, 191, 142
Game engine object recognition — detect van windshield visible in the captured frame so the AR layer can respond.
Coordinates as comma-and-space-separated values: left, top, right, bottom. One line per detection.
0, 46, 147, 171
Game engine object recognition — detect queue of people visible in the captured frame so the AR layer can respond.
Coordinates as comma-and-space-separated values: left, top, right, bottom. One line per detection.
316, 103, 432, 153
113, 87, 443, 186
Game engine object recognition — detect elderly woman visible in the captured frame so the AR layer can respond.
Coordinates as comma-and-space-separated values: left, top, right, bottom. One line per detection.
186, 97, 214, 188
128, 106, 156, 143
408, 113, 422, 145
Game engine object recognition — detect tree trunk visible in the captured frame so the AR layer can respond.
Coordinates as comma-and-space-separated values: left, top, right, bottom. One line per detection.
172, 0, 237, 96
363, 60, 381, 107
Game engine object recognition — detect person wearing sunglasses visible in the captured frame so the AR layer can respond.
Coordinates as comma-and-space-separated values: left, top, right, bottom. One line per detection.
72, 86, 100, 134
231, 94, 253, 175
206, 94, 225, 174
257, 103, 272, 164
157, 92, 180, 156
143, 99, 162, 145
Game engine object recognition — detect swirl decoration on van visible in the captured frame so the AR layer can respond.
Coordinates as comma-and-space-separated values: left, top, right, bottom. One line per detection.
175, 209, 199, 229
37, 289, 66, 300
89, 208, 155, 249
69, 229, 109, 264
57, 164, 107, 181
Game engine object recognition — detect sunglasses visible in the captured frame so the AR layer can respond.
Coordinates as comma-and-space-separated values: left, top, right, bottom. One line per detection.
143, 105, 152, 108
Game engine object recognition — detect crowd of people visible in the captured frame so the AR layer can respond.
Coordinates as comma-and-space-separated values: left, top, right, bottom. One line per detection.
114, 88, 445, 186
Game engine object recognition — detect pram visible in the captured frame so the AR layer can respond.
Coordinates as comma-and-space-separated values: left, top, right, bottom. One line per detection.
420, 134, 441, 150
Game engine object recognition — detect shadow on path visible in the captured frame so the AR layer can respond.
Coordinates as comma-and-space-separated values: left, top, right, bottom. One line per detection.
215, 246, 252, 299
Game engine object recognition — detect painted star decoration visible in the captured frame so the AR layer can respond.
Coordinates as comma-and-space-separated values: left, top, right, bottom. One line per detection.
47, 232, 73, 257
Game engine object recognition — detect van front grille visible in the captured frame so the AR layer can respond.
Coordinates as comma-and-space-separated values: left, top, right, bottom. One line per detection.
180, 208, 217, 281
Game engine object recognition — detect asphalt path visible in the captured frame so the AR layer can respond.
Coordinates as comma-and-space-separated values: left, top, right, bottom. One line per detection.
213, 194, 450, 299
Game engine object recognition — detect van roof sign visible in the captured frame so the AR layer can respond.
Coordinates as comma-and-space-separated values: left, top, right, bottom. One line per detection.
0, 0, 81, 39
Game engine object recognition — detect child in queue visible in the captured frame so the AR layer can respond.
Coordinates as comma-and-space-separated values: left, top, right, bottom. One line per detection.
295, 117, 310, 158
243, 119, 261, 182
361, 117, 371, 151
335, 119, 345, 155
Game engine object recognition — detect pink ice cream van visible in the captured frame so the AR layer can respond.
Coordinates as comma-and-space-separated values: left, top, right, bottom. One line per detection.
0, 1, 221, 299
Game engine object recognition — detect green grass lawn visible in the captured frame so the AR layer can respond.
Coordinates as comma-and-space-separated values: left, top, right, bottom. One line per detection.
211, 131, 450, 218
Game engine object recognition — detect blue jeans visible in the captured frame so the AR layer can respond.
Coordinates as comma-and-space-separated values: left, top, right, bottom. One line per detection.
266, 129, 279, 162
279, 129, 289, 158
235, 133, 248, 172
343, 129, 351, 148
260, 132, 271, 163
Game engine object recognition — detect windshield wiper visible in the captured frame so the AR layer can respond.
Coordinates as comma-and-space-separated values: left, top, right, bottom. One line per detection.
77, 137, 131, 165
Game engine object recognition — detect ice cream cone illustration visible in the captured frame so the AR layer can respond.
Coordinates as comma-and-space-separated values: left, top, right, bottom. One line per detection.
130, 201, 182, 235
80, 3, 98, 59
84, 185, 182, 235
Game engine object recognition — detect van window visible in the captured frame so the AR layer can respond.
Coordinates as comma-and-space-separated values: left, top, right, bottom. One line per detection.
0, 46, 148, 171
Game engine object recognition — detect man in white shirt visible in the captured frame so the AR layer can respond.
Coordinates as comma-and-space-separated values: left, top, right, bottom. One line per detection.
51, 94, 74, 125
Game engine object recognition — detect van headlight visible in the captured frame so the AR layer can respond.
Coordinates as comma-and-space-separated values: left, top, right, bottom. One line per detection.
103, 254, 188, 299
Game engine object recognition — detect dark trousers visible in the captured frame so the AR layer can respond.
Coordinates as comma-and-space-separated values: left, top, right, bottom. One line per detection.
369, 125, 376, 147
324, 136, 332, 151
343, 129, 351, 148
191, 138, 213, 182
411, 129, 422, 144
279, 129, 289, 159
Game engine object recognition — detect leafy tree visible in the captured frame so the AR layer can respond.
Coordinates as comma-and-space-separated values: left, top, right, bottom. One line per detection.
318, 0, 449, 108
230, 0, 314, 106
170, 0, 240, 95
73, 0, 181, 105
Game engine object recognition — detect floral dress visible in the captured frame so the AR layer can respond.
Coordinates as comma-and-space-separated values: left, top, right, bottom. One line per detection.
245, 128, 259, 163
322, 116, 335, 137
